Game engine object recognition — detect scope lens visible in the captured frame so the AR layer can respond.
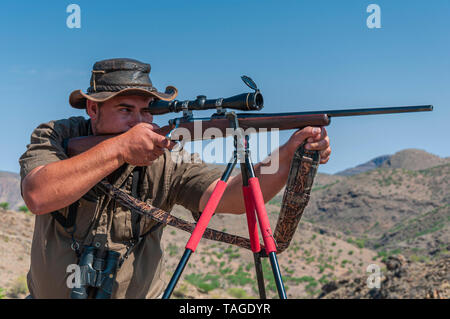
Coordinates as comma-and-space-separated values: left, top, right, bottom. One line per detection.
254, 93, 264, 110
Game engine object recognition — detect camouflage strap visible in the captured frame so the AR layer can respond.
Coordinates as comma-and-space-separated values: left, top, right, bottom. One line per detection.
96, 143, 318, 254
96, 180, 260, 252
273, 143, 320, 253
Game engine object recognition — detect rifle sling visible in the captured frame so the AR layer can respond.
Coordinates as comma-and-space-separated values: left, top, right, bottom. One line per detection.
51, 201, 79, 230
274, 143, 320, 253
130, 167, 143, 240
51, 167, 160, 252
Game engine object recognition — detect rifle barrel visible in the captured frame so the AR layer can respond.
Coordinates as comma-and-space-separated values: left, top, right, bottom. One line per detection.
324, 105, 433, 117
236, 105, 433, 118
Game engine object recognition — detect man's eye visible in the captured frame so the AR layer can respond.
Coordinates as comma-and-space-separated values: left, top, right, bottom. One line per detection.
120, 108, 131, 113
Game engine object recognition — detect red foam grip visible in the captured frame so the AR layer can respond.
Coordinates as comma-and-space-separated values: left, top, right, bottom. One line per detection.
243, 186, 261, 253
186, 180, 228, 252
248, 177, 277, 253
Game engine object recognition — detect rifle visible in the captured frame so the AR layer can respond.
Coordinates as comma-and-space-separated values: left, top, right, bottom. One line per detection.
67, 75, 432, 155
66, 76, 433, 299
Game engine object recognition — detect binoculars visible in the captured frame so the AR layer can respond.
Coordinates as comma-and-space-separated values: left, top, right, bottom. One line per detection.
70, 246, 121, 299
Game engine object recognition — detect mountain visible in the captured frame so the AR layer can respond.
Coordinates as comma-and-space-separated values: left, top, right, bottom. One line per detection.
335, 149, 449, 176
381, 149, 449, 170
336, 155, 391, 176
0, 171, 24, 210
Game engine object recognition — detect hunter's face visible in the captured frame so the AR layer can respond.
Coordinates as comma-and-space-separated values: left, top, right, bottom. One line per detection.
87, 95, 158, 135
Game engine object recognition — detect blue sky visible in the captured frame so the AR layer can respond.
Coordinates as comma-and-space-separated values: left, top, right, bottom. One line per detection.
0, 0, 449, 174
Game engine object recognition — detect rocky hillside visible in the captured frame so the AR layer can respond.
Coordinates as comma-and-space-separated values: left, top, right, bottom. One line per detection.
301, 162, 450, 261
0, 148, 448, 299
162, 204, 378, 299
162, 149, 450, 299
0, 208, 33, 298
319, 255, 449, 299
0, 171, 24, 211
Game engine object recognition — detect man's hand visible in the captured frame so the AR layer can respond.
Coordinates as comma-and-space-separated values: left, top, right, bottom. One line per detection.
115, 123, 176, 166
286, 126, 331, 164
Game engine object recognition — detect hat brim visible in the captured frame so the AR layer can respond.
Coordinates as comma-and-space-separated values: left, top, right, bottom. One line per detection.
69, 86, 178, 109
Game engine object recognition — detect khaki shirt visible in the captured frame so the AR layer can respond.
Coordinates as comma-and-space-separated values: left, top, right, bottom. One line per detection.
19, 116, 222, 299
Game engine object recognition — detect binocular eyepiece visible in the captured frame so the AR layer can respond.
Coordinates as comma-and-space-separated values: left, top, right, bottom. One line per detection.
70, 246, 121, 299
148, 75, 264, 115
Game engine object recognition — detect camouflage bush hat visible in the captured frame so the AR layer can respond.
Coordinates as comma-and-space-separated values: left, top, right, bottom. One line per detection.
69, 58, 178, 109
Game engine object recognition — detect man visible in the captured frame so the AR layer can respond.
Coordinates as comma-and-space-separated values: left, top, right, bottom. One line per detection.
19, 58, 331, 298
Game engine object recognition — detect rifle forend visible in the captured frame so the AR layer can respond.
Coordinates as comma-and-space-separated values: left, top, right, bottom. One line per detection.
158, 113, 330, 142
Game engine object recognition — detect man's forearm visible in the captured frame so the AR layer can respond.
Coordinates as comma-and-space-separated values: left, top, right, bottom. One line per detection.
22, 137, 125, 215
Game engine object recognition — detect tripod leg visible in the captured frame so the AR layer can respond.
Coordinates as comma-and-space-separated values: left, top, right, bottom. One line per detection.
253, 252, 267, 299
242, 185, 266, 299
162, 249, 192, 299
269, 252, 287, 299
248, 178, 287, 299
162, 158, 237, 299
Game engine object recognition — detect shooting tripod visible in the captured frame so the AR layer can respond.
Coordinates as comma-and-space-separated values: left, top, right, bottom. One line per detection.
162, 112, 287, 299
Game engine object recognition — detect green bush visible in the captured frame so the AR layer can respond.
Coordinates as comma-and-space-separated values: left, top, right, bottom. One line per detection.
318, 275, 329, 285
8, 276, 28, 297
0, 202, 9, 210
226, 266, 253, 286
227, 287, 252, 299
285, 275, 315, 285
347, 237, 365, 249
18, 205, 29, 213
208, 259, 217, 266
219, 267, 233, 275
341, 259, 350, 267
185, 273, 220, 293
167, 243, 178, 257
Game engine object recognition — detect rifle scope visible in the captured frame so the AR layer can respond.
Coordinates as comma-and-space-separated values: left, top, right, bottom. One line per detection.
148, 75, 264, 115
149, 92, 264, 115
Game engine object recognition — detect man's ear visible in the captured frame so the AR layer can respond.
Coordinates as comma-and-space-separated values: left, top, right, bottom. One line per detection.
86, 100, 99, 120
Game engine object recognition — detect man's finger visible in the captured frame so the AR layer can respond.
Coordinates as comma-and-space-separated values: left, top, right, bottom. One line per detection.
153, 135, 173, 149
294, 126, 321, 142
306, 136, 330, 150
319, 147, 331, 158
307, 127, 327, 143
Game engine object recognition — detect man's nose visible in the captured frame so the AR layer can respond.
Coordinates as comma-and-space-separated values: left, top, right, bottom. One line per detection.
129, 113, 144, 127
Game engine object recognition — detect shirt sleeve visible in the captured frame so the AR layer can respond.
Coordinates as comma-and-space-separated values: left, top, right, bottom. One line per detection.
168, 150, 223, 218
18, 117, 88, 190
